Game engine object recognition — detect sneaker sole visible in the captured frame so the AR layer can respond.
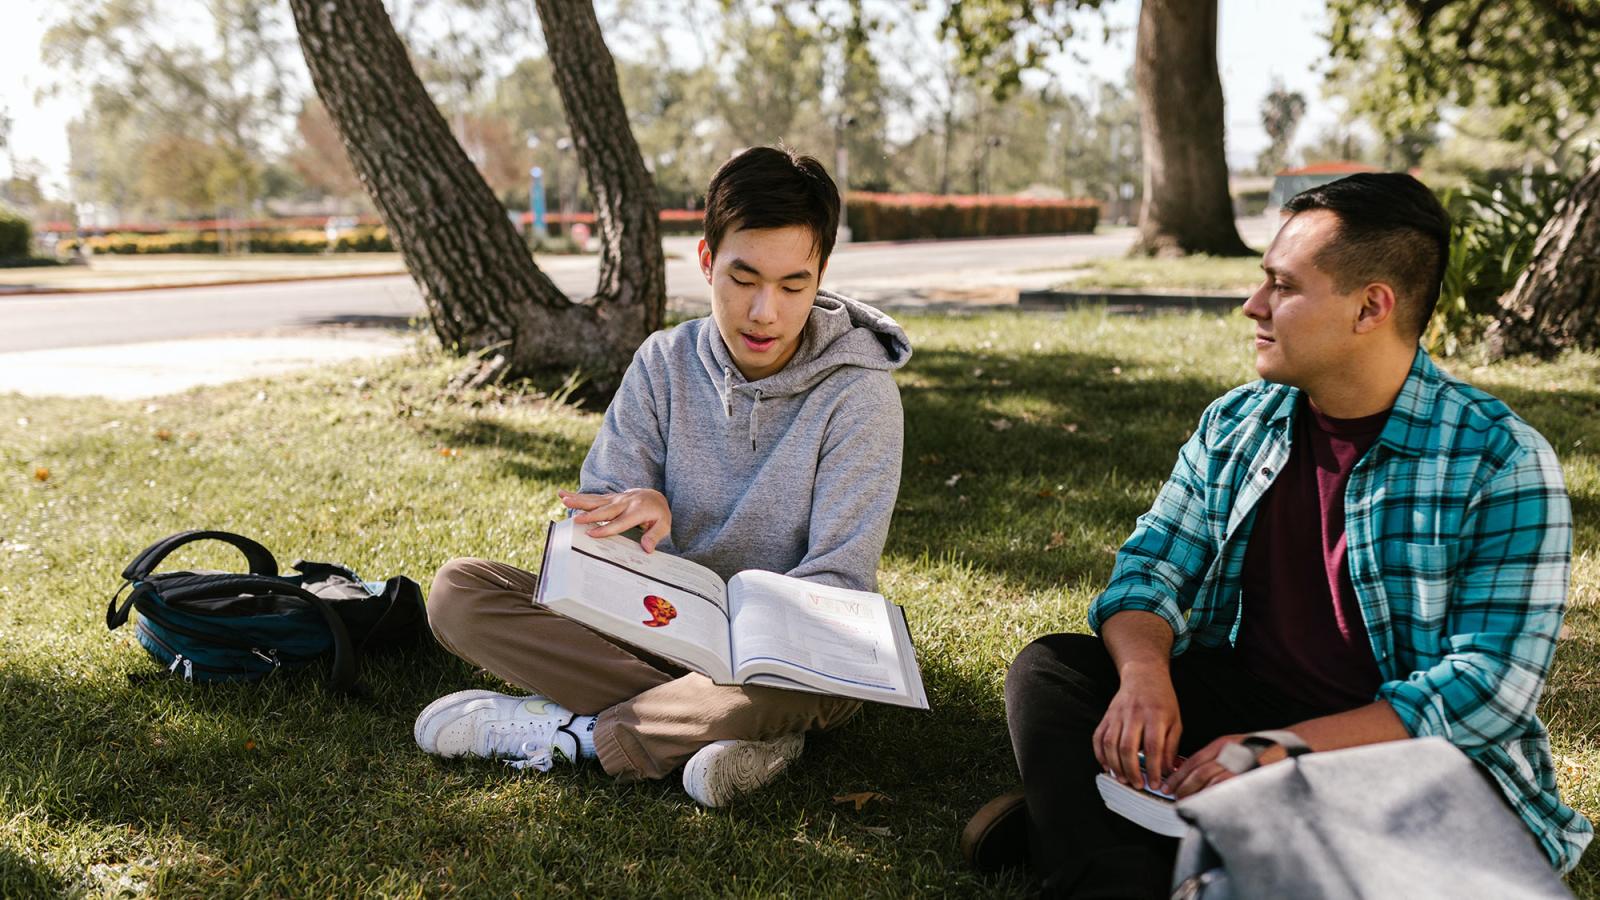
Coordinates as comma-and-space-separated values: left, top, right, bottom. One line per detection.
683, 733, 805, 808
960, 790, 1028, 872
413, 689, 512, 755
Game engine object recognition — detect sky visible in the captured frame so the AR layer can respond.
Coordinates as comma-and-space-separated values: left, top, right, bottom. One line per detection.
0, 0, 1344, 197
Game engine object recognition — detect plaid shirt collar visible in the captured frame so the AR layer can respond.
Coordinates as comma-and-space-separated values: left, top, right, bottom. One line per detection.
1262, 347, 1437, 458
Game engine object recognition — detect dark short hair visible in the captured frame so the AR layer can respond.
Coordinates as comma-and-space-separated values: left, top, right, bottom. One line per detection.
703, 146, 840, 267
1282, 173, 1451, 339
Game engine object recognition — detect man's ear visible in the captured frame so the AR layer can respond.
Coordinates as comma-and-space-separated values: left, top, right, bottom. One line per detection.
698, 239, 713, 284
1354, 282, 1398, 335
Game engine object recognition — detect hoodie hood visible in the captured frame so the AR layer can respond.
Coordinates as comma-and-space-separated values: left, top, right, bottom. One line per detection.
697, 289, 912, 399
697, 290, 912, 448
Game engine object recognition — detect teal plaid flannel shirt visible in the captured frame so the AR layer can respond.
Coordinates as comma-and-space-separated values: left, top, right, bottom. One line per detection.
1088, 348, 1592, 873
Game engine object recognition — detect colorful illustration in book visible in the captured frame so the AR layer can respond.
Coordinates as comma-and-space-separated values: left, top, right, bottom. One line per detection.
642, 595, 677, 628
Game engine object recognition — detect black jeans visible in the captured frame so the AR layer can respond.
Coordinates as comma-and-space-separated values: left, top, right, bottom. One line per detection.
1005, 633, 1332, 899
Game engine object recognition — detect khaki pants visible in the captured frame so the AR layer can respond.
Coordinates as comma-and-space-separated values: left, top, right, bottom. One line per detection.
426, 558, 861, 781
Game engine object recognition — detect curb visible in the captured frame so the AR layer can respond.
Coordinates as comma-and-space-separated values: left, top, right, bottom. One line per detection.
1019, 288, 1243, 311
0, 268, 412, 298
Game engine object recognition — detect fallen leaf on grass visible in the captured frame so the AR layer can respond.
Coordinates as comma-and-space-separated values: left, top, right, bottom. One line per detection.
989, 418, 1013, 432
1558, 624, 1573, 641
1037, 487, 1057, 499
244, 739, 258, 751
154, 429, 172, 442
855, 825, 894, 837
945, 473, 962, 488
438, 447, 460, 458
34, 467, 49, 482
1061, 423, 1080, 434
1046, 531, 1067, 551
832, 791, 892, 811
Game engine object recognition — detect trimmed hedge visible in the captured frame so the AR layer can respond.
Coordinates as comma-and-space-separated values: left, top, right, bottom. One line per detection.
0, 206, 31, 259
61, 226, 393, 255
846, 193, 1100, 242
47, 195, 1100, 256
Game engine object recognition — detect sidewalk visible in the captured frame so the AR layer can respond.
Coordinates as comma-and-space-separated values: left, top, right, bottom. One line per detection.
0, 331, 413, 399
0, 253, 410, 294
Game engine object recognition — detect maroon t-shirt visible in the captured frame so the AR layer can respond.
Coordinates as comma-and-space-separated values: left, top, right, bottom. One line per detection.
1236, 398, 1388, 713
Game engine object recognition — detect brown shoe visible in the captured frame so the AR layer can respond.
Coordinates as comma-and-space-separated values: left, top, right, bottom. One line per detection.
961, 790, 1029, 873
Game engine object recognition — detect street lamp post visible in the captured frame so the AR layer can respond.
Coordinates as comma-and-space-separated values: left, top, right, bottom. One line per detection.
527, 134, 547, 239
529, 166, 547, 239
833, 114, 856, 244
555, 137, 575, 239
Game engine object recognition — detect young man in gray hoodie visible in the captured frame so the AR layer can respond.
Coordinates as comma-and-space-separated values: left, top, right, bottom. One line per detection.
413, 146, 912, 806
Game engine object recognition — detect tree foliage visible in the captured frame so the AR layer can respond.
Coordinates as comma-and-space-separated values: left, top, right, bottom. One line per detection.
44, 0, 299, 216
1326, 0, 1600, 173
1257, 78, 1306, 175
928, 0, 1108, 102
43, 0, 1154, 221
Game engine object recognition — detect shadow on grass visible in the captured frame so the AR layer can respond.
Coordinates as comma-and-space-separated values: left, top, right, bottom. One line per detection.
891, 345, 1236, 593
0, 652, 1024, 895
423, 415, 588, 485
0, 847, 67, 897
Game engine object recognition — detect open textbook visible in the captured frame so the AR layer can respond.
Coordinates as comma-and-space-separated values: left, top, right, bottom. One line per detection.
535, 518, 929, 709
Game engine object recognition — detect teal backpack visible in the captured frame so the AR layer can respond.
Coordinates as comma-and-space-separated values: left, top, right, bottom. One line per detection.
107, 530, 431, 693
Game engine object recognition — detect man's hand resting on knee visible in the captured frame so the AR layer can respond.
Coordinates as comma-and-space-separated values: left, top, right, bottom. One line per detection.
560, 488, 673, 553
1094, 611, 1182, 790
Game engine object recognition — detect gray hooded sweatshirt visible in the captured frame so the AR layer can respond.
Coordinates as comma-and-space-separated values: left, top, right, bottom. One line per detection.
579, 290, 911, 592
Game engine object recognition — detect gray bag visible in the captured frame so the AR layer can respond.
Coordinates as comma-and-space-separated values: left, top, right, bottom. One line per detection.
1169, 732, 1571, 900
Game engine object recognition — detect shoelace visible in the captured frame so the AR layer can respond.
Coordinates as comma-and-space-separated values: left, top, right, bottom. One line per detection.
481, 717, 571, 773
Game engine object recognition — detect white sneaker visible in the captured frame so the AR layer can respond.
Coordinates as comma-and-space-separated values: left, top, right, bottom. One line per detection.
414, 690, 580, 772
682, 733, 805, 807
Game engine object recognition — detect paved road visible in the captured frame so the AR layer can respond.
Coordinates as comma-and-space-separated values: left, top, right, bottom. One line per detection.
0, 222, 1277, 353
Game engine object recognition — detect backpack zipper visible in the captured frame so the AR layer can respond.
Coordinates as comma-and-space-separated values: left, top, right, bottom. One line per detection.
134, 601, 318, 662
135, 621, 250, 678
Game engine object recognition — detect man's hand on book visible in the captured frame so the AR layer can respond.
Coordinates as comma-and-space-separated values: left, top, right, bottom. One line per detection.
1165, 733, 1289, 799
1093, 662, 1182, 791
560, 488, 673, 552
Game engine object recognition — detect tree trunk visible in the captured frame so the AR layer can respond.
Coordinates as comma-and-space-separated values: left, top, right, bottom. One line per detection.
1486, 156, 1600, 359
1131, 0, 1253, 258
287, 0, 663, 388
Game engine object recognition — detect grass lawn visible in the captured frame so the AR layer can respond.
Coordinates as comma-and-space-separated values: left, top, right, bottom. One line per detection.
2, 310, 1595, 896
1053, 254, 1267, 293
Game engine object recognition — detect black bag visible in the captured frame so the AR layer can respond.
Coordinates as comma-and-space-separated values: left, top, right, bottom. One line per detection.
107, 530, 432, 693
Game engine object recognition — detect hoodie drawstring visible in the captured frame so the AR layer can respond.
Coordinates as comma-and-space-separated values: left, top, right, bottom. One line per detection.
721, 366, 764, 449
748, 389, 762, 450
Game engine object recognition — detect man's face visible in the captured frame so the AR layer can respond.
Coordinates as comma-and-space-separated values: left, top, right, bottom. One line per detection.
1242, 210, 1368, 389
700, 224, 825, 381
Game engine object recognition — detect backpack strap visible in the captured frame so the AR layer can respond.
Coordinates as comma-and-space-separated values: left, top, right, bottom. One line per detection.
196, 576, 361, 695
107, 573, 360, 694
121, 530, 279, 582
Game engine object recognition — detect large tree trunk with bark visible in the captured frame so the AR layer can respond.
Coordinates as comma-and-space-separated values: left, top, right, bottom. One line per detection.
1132, 0, 1253, 258
287, 0, 663, 388
1486, 156, 1600, 359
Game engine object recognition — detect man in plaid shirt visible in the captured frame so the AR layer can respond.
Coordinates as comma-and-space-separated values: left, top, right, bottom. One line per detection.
963, 174, 1591, 897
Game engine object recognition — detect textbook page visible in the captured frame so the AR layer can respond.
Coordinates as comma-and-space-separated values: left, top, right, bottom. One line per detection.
537, 519, 735, 681
726, 570, 928, 709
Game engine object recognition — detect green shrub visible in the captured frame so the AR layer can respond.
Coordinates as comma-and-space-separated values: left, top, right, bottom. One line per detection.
1428, 170, 1577, 356
63, 226, 395, 255
0, 205, 31, 259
